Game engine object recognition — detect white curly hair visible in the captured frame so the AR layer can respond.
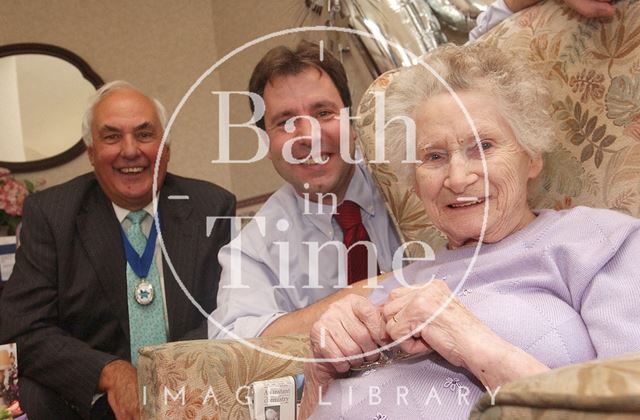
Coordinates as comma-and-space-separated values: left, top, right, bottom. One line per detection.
383, 43, 555, 185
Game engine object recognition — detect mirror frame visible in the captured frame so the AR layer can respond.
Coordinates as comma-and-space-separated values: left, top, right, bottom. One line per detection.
0, 43, 104, 173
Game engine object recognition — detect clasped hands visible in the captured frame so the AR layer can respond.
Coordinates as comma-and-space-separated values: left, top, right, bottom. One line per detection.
307, 279, 493, 384
299, 279, 498, 418
305, 279, 518, 390
299, 279, 550, 418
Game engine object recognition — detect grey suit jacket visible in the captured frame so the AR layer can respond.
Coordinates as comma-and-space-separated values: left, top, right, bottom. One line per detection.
0, 172, 235, 418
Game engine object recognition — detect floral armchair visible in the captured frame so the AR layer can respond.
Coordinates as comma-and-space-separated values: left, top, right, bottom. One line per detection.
138, 335, 308, 419
137, 1, 640, 418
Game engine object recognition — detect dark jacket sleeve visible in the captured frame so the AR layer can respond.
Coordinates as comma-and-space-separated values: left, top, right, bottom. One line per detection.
0, 194, 117, 418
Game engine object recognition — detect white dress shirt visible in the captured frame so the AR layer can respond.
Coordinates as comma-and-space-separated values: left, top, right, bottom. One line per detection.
208, 163, 401, 338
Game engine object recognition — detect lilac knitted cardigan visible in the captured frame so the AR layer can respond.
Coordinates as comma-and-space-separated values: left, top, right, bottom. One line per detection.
312, 207, 640, 419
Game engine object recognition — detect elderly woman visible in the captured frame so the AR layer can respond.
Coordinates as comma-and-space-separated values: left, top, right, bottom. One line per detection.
298, 44, 640, 419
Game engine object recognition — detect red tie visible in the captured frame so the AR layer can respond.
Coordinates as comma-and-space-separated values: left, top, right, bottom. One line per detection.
334, 200, 379, 284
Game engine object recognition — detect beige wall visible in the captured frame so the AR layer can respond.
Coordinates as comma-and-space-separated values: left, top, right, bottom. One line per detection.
0, 56, 24, 161
0, 0, 378, 201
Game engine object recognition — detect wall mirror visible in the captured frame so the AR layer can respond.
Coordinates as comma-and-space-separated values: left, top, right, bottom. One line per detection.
0, 43, 103, 172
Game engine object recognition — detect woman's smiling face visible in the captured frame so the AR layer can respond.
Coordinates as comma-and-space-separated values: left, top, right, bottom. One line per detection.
414, 91, 543, 248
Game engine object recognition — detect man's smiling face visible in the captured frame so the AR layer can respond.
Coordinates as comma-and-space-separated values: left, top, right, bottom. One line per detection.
88, 88, 169, 210
263, 66, 355, 203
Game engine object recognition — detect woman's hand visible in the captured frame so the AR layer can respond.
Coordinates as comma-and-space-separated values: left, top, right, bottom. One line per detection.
383, 280, 477, 366
298, 294, 389, 418
382, 280, 549, 388
310, 293, 390, 374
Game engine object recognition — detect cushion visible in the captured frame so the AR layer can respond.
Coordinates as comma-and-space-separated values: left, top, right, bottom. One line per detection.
470, 352, 640, 419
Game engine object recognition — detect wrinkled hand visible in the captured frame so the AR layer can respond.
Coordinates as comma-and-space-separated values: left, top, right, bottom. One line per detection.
383, 280, 491, 369
299, 294, 389, 418
98, 360, 140, 420
564, 0, 615, 18
310, 293, 389, 379
383, 280, 550, 389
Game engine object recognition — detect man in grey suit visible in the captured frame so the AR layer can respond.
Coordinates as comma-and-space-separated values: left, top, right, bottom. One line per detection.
0, 81, 235, 419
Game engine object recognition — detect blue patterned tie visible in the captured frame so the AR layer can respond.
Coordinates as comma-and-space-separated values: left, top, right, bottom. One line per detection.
125, 210, 167, 365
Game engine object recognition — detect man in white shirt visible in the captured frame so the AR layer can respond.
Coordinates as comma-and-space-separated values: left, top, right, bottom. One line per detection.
209, 41, 402, 339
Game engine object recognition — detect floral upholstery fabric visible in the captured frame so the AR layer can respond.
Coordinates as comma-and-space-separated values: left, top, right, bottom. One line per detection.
138, 335, 309, 419
356, 0, 640, 256
470, 353, 640, 419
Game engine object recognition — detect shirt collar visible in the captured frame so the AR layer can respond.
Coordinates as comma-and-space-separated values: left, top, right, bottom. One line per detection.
112, 200, 157, 224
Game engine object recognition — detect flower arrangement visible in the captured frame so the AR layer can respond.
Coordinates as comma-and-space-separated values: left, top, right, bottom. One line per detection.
0, 168, 42, 236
